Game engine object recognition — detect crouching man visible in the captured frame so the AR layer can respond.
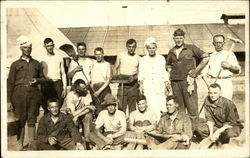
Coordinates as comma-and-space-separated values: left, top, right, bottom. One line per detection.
29, 98, 84, 150
88, 94, 127, 150
145, 95, 193, 149
193, 83, 243, 148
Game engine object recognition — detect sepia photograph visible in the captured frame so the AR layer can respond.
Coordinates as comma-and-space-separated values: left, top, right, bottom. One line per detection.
1, 0, 249, 158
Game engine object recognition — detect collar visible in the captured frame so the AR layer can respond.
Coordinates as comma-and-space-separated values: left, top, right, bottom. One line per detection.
164, 110, 183, 120
169, 43, 188, 54
44, 112, 64, 123
205, 96, 223, 108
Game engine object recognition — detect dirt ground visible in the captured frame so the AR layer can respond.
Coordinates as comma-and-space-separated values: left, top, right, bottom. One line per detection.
7, 76, 246, 151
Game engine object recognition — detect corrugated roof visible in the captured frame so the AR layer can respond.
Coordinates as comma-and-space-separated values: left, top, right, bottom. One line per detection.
59, 24, 245, 56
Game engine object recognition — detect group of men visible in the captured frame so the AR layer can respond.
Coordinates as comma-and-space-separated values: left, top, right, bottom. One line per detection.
7, 28, 243, 151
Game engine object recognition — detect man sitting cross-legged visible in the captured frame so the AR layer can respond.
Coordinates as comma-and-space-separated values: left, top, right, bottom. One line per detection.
29, 98, 84, 150
61, 79, 95, 141
193, 83, 243, 148
126, 95, 158, 150
145, 95, 193, 149
88, 94, 127, 150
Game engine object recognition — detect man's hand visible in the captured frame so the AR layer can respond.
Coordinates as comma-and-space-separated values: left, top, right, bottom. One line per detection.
74, 65, 83, 72
221, 61, 231, 69
61, 87, 67, 98
182, 135, 190, 145
76, 142, 85, 150
188, 69, 197, 78
86, 105, 96, 111
94, 91, 101, 97
29, 78, 38, 85
187, 84, 195, 95
7, 102, 13, 111
48, 137, 57, 145
139, 86, 144, 95
105, 134, 113, 144
165, 81, 172, 95
171, 134, 183, 142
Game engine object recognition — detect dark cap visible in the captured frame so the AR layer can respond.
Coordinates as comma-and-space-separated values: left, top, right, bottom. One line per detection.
173, 28, 185, 36
103, 93, 117, 106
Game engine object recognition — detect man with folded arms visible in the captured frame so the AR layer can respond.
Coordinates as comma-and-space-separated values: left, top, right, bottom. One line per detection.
145, 95, 192, 149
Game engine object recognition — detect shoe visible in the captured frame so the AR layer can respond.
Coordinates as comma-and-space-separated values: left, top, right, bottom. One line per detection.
102, 145, 111, 150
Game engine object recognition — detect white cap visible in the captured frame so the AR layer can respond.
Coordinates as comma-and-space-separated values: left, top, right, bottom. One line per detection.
144, 37, 157, 47
16, 35, 32, 46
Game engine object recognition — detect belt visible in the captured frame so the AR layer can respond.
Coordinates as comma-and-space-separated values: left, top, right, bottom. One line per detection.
209, 75, 231, 79
15, 83, 38, 88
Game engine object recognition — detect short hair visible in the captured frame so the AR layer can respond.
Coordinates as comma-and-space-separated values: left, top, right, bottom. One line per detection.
126, 38, 137, 47
136, 95, 147, 103
213, 34, 225, 42
94, 47, 104, 54
209, 83, 221, 90
166, 95, 179, 104
76, 42, 87, 49
44, 38, 54, 45
47, 98, 59, 106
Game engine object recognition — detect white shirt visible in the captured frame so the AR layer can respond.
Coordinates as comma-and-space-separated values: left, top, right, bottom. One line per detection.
117, 52, 140, 75
41, 51, 64, 80
202, 50, 241, 77
95, 110, 126, 133
138, 54, 169, 93
68, 57, 93, 84
91, 60, 111, 84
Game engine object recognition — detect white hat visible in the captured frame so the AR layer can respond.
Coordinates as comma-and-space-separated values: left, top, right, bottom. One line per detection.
16, 35, 32, 46
144, 37, 157, 47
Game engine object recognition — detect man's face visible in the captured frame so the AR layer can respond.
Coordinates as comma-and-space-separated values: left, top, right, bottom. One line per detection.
48, 102, 60, 116
146, 43, 157, 57
126, 42, 136, 55
173, 36, 185, 47
77, 45, 86, 57
166, 99, 178, 115
137, 99, 147, 113
76, 83, 88, 96
106, 104, 116, 115
213, 36, 225, 52
20, 44, 32, 56
208, 87, 221, 102
44, 42, 54, 54
94, 50, 104, 62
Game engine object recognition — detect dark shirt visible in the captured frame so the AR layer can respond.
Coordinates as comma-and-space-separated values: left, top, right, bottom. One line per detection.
156, 111, 193, 139
166, 44, 208, 80
7, 56, 45, 102
204, 96, 242, 128
37, 112, 82, 144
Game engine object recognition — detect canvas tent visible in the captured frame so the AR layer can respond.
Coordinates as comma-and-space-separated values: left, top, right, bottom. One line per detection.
6, 8, 74, 73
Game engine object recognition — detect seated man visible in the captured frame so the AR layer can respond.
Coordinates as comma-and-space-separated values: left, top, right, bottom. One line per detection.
61, 79, 95, 140
29, 98, 84, 150
126, 95, 158, 150
193, 83, 243, 148
145, 95, 192, 150
88, 94, 127, 150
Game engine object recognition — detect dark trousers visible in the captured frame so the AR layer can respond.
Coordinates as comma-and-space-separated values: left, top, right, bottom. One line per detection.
29, 138, 76, 150
145, 135, 190, 150
77, 112, 94, 139
195, 118, 242, 144
117, 82, 139, 114
41, 80, 63, 114
171, 80, 198, 116
92, 83, 112, 116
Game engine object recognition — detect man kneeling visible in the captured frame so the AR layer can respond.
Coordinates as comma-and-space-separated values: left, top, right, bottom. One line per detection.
145, 95, 192, 149
29, 98, 84, 150
88, 94, 127, 150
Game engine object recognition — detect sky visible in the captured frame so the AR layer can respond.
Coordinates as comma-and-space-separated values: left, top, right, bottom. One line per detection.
2, 0, 248, 27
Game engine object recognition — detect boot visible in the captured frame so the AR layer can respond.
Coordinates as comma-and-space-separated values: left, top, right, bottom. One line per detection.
28, 126, 36, 146
17, 127, 25, 151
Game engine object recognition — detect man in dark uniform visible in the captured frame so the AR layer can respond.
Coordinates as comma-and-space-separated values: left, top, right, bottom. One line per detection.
7, 35, 45, 150
166, 28, 209, 118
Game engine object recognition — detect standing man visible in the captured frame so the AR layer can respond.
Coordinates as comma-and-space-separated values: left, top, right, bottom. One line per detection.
166, 28, 209, 118
91, 47, 112, 116
41, 38, 67, 114
29, 98, 85, 150
193, 83, 243, 147
201, 34, 241, 100
145, 95, 193, 150
113, 39, 141, 115
138, 37, 170, 120
126, 95, 158, 150
7, 35, 45, 150
88, 94, 127, 150
68, 42, 93, 84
